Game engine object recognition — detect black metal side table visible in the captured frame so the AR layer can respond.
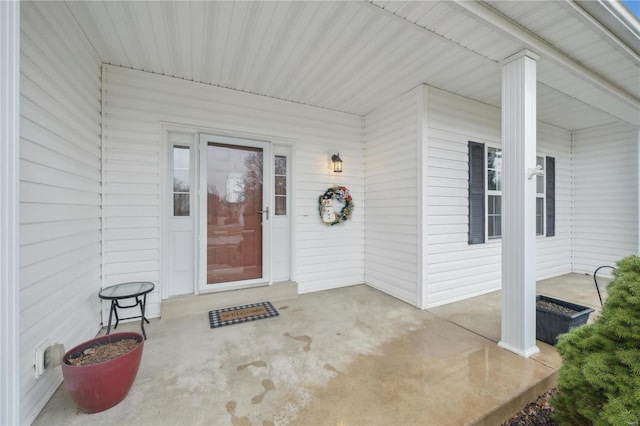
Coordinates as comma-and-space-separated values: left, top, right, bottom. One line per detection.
99, 282, 155, 339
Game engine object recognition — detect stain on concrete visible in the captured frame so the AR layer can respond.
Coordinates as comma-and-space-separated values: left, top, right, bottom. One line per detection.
225, 401, 252, 426
323, 363, 341, 374
262, 421, 275, 426
278, 305, 289, 310
251, 379, 275, 404
237, 360, 267, 371
293, 323, 554, 425
293, 327, 440, 425
284, 332, 312, 352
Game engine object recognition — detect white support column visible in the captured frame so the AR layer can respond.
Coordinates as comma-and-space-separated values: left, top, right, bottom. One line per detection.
0, 1, 20, 424
498, 50, 540, 358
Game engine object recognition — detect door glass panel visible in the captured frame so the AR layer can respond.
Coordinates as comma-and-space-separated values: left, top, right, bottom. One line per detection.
275, 197, 286, 216
206, 143, 263, 284
173, 146, 190, 216
274, 155, 287, 216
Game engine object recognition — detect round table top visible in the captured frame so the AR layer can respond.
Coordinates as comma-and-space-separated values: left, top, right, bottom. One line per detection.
99, 282, 155, 299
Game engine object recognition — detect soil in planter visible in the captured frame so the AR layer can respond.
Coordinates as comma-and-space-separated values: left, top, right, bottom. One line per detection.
66, 339, 139, 366
536, 300, 579, 316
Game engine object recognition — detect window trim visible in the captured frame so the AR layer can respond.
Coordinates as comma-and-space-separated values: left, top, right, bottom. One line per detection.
468, 141, 556, 244
486, 145, 502, 240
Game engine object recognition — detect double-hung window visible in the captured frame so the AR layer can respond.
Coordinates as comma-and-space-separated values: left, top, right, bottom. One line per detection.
468, 141, 555, 244
487, 147, 502, 239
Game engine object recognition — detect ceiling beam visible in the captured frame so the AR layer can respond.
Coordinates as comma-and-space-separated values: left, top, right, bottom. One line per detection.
451, 0, 640, 109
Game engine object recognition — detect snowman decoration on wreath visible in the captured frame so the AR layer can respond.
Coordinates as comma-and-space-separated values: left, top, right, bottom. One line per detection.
319, 186, 354, 226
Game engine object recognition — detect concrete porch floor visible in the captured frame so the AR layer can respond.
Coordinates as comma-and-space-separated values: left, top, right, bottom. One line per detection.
34, 273, 606, 426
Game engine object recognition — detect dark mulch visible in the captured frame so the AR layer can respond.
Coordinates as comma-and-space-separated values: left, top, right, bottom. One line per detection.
502, 388, 558, 426
65, 339, 139, 366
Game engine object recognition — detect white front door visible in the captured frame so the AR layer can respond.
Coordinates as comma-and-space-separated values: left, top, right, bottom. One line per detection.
198, 134, 272, 292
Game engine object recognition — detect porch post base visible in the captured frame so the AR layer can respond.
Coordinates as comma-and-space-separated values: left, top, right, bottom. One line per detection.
498, 340, 540, 358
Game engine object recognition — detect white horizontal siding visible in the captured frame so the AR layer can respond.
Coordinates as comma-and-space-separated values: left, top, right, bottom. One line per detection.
537, 124, 572, 279
424, 87, 573, 307
102, 65, 364, 305
19, 2, 102, 424
572, 124, 639, 273
364, 88, 420, 305
424, 87, 501, 307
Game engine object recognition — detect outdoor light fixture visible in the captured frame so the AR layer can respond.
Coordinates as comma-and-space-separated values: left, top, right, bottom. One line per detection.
527, 164, 544, 180
331, 153, 343, 173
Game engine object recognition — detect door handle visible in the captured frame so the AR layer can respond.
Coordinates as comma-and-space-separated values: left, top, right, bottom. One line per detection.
258, 207, 269, 220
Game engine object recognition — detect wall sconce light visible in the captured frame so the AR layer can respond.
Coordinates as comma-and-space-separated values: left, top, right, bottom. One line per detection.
331, 153, 343, 173
527, 164, 544, 180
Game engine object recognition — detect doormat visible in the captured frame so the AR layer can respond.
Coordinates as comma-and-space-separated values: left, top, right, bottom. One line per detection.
208, 301, 279, 329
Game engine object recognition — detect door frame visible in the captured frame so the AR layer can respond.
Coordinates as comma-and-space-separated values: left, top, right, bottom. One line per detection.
160, 123, 296, 299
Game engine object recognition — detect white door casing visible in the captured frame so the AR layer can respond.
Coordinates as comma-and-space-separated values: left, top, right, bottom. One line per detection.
162, 126, 292, 299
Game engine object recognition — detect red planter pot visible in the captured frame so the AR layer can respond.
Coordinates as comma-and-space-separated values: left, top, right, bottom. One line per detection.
61, 332, 144, 413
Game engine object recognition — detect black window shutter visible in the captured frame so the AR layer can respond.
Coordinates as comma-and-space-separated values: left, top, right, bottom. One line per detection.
546, 156, 555, 237
468, 141, 485, 244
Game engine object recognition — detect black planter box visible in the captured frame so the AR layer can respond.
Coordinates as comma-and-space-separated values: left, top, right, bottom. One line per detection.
536, 295, 595, 345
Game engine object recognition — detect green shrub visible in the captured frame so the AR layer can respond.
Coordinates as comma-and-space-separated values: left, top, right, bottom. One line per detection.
552, 255, 640, 425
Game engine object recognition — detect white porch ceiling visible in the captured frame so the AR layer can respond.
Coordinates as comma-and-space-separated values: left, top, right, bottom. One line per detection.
50, 0, 639, 131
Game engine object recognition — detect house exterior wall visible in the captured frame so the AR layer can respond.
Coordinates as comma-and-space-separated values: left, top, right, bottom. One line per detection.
102, 65, 364, 315
363, 85, 574, 309
363, 87, 422, 306
423, 87, 572, 307
20, 2, 102, 424
572, 124, 639, 273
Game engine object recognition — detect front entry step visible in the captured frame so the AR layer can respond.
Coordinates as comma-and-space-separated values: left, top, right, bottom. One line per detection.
161, 281, 298, 321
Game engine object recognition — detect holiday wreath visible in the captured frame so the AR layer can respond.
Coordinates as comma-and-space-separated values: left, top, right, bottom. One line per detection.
319, 185, 354, 225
